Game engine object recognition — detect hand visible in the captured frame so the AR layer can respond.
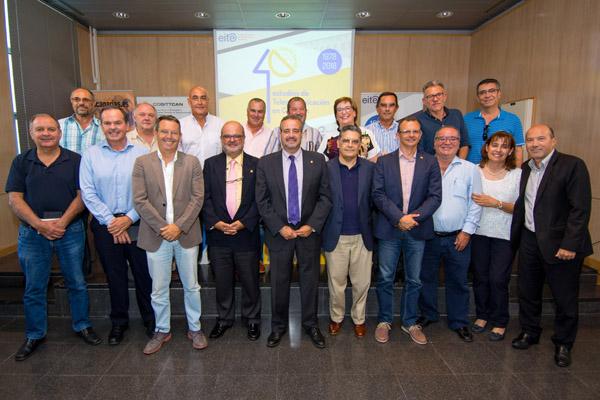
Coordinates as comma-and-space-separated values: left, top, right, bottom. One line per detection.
279, 226, 297, 240
454, 231, 471, 251
160, 224, 182, 241
229, 220, 245, 232
555, 248, 576, 261
295, 225, 313, 238
108, 216, 132, 236
397, 214, 420, 231
472, 193, 499, 208
113, 231, 131, 244
35, 220, 66, 240
215, 221, 238, 235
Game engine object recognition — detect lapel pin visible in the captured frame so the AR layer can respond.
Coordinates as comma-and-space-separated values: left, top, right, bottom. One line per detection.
250, 169, 254, 173
310, 160, 314, 164
419, 156, 423, 160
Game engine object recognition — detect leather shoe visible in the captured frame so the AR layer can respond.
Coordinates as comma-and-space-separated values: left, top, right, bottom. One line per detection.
15, 337, 46, 361
267, 331, 285, 348
77, 327, 102, 346
328, 320, 342, 335
416, 316, 436, 328
354, 323, 366, 338
454, 326, 473, 342
247, 323, 260, 341
108, 325, 127, 345
305, 327, 326, 349
209, 323, 232, 339
511, 332, 539, 350
554, 345, 571, 367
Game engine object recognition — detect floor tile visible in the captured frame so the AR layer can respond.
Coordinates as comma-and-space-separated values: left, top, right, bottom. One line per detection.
398, 374, 466, 400
85, 375, 159, 400
385, 345, 453, 375
514, 372, 599, 400
455, 373, 535, 400
433, 342, 510, 374
48, 342, 124, 375
214, 374, 277, 400
152, 375, 218, 400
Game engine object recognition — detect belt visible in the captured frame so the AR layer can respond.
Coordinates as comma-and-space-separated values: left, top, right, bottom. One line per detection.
113, 213, 140, 226
434, 230, 461, 237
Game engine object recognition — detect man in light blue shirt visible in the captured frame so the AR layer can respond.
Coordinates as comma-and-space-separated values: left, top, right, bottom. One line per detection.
80, 106, 155, 345
418, 125, 482, 343
366, 92, 400, 156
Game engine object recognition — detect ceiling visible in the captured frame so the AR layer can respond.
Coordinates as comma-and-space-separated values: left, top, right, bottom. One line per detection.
43, 0, 522, 31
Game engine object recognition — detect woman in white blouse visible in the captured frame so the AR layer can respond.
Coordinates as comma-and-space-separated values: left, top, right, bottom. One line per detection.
470, 131, 521, 341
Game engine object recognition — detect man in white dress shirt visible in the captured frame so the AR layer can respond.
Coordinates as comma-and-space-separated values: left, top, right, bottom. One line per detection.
243, 98, 271, 158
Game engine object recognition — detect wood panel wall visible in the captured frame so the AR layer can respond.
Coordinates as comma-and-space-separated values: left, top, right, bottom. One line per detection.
0, 2, 20, 256
76, 24, 94, 89
468, 0, 600, 259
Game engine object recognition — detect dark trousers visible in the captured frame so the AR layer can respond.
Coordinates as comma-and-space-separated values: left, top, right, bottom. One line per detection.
269, 236, 320, 333
209, 246, 261, 325
518, 228, 581, 348
471, 234, 513, 328
90, 218, 154, 327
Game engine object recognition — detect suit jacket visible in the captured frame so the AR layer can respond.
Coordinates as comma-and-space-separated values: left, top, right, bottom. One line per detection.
201, 152, 260, 250
511, 151, 592, 264
255, 149, 332, 251
132, 151, 204, 252
372, 149, 442, 241
322, 157, 374, 252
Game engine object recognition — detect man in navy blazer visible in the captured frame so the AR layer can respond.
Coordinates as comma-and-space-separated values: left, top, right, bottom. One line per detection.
256, 115, 332, 348
372, 116, 442, 345
322, 125, 374, 338
202, 121, 262, 341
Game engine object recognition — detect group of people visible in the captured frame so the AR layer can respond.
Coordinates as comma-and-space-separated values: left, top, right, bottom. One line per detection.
6, 78, 592, 369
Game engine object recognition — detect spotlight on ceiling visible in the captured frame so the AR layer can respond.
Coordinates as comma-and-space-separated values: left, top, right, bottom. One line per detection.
194, 11, 210, 19
274, 11, 291, 19
355, 11, 371, 19
436, 10, 454, 18
112, 11, 130, 19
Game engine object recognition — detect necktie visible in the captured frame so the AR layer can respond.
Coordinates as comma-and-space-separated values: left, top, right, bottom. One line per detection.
287, 155, 300, 225
226, 159, 237, 219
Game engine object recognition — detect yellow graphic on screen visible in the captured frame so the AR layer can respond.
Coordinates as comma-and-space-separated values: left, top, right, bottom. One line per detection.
267, 48, 297, 78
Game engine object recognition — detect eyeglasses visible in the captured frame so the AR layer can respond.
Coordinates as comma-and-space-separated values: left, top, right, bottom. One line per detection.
424, 92, 445, 101
222, 134, 243, 141
281, 128, 302, 134
399, 130, 421, 135
482, 124, 490, 141
71, 97, 93, 103
477, 88, 499, 96
335, 106, 353, 113
435, 136, 459, 143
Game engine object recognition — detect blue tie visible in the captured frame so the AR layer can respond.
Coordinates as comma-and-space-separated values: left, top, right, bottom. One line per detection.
287, 155, 300, 225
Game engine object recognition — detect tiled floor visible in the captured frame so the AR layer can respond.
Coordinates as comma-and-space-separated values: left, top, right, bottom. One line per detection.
0, 315, 599, 400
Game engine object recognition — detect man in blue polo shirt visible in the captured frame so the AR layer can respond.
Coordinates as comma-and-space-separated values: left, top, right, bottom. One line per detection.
6, 114, 102, 361
464, 78, 524, 165
412, 80, 469, 159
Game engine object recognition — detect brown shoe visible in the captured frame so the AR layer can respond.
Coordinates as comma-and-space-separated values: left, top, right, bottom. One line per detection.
187, 330, 208, 350
401, 324, 427, 345
328, 320, 342, 335
375, 322, 391, 343
354, 323, 366, 338
143, 332, 172, 355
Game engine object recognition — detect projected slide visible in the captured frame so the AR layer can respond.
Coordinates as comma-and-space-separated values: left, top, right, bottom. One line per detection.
215, 30, 354, 133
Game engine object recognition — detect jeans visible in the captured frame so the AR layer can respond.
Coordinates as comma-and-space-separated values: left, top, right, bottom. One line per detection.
376, 233, 425, 326
147, 240, 201, 332
420, 235, 471, 330
18, 220, 91, 339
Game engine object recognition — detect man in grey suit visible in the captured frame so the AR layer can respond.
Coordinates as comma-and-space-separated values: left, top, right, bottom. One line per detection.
132, 115, 206, 354
256, 115, 332, 348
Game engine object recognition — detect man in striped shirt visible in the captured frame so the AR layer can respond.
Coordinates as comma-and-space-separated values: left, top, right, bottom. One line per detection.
59, 88, 103, 154
366, 92, 400, 156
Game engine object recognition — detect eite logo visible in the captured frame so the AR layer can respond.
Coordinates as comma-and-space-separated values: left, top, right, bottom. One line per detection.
218, 33, 238, 42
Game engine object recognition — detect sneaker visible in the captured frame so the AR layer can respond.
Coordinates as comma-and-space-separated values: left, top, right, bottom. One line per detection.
374, 322, 391, 343
401, 324, 427, 345
187, 330, 208, 350
143, 332, 172, 355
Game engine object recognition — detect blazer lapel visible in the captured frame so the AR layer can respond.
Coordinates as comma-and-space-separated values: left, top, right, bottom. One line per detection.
357, 158, 368, 205
329, 158, 343, 204
237, 153, 255, 217
274, 152, 286, 204
172, 152, 184, 196
151, 154, 166, 200
301, 151, 312, 203
408, 151, 426, 212
215, 153, 227, 210
534, 151, 559, 205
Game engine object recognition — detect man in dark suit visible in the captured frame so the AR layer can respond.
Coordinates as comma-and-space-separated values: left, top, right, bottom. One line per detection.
256, 115, 332, 348
322, 125, 374, 338
202, 121, 262, 341
511, 124, 592, 367
372, 116, 442, 345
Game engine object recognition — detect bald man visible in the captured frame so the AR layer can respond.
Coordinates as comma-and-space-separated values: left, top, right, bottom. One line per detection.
202, 121, 262, 340
127, 103, 158, 151
179, 86, 224, 167
510, 124, 592, 367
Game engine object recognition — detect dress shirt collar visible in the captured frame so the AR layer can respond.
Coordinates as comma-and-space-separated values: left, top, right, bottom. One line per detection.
282, 148, 302, 160
398, 148, 417, 161
528, 149, 555, 171
101, 139, 135, 152
226, 152, 244, 165
157, 149, 178, 165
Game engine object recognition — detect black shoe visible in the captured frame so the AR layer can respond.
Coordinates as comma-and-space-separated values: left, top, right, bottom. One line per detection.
267, 331, 285, 348
209, 323, 231, 339
15, 337, 46, 361
416, 316, 436, 328
488, 330, 505, 342
454, 326, 473, 342
108, 325, 128, 345
471, 321, 487, 334
144, 320, 156, 339
77, 327, 102, 346
554, 345, 571, 367
305, 327, 326, 349
247, 323, 261, 341
511, 331, 539, 350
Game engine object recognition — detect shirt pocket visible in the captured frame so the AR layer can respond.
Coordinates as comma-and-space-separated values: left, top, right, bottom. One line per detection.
452, 179, 468, 200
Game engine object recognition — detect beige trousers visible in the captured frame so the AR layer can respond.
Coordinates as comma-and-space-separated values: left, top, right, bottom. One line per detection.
325, 234, 372, 324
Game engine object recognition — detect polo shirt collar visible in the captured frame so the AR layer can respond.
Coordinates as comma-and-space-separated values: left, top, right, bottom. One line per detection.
27, 147, 70, 165
425, 106, 449, 121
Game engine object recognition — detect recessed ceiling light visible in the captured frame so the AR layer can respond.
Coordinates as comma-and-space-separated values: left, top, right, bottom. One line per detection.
194, 11, 210, 19
274, 11, 291, 19
112, 11, 129, 19
436, 10, 454, 18
355, 11, 371, 19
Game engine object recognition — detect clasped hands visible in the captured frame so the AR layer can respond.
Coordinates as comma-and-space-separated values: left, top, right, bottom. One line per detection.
215, 220, 245, 236
108, 216, 133, 244
279, 225, 313, 240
